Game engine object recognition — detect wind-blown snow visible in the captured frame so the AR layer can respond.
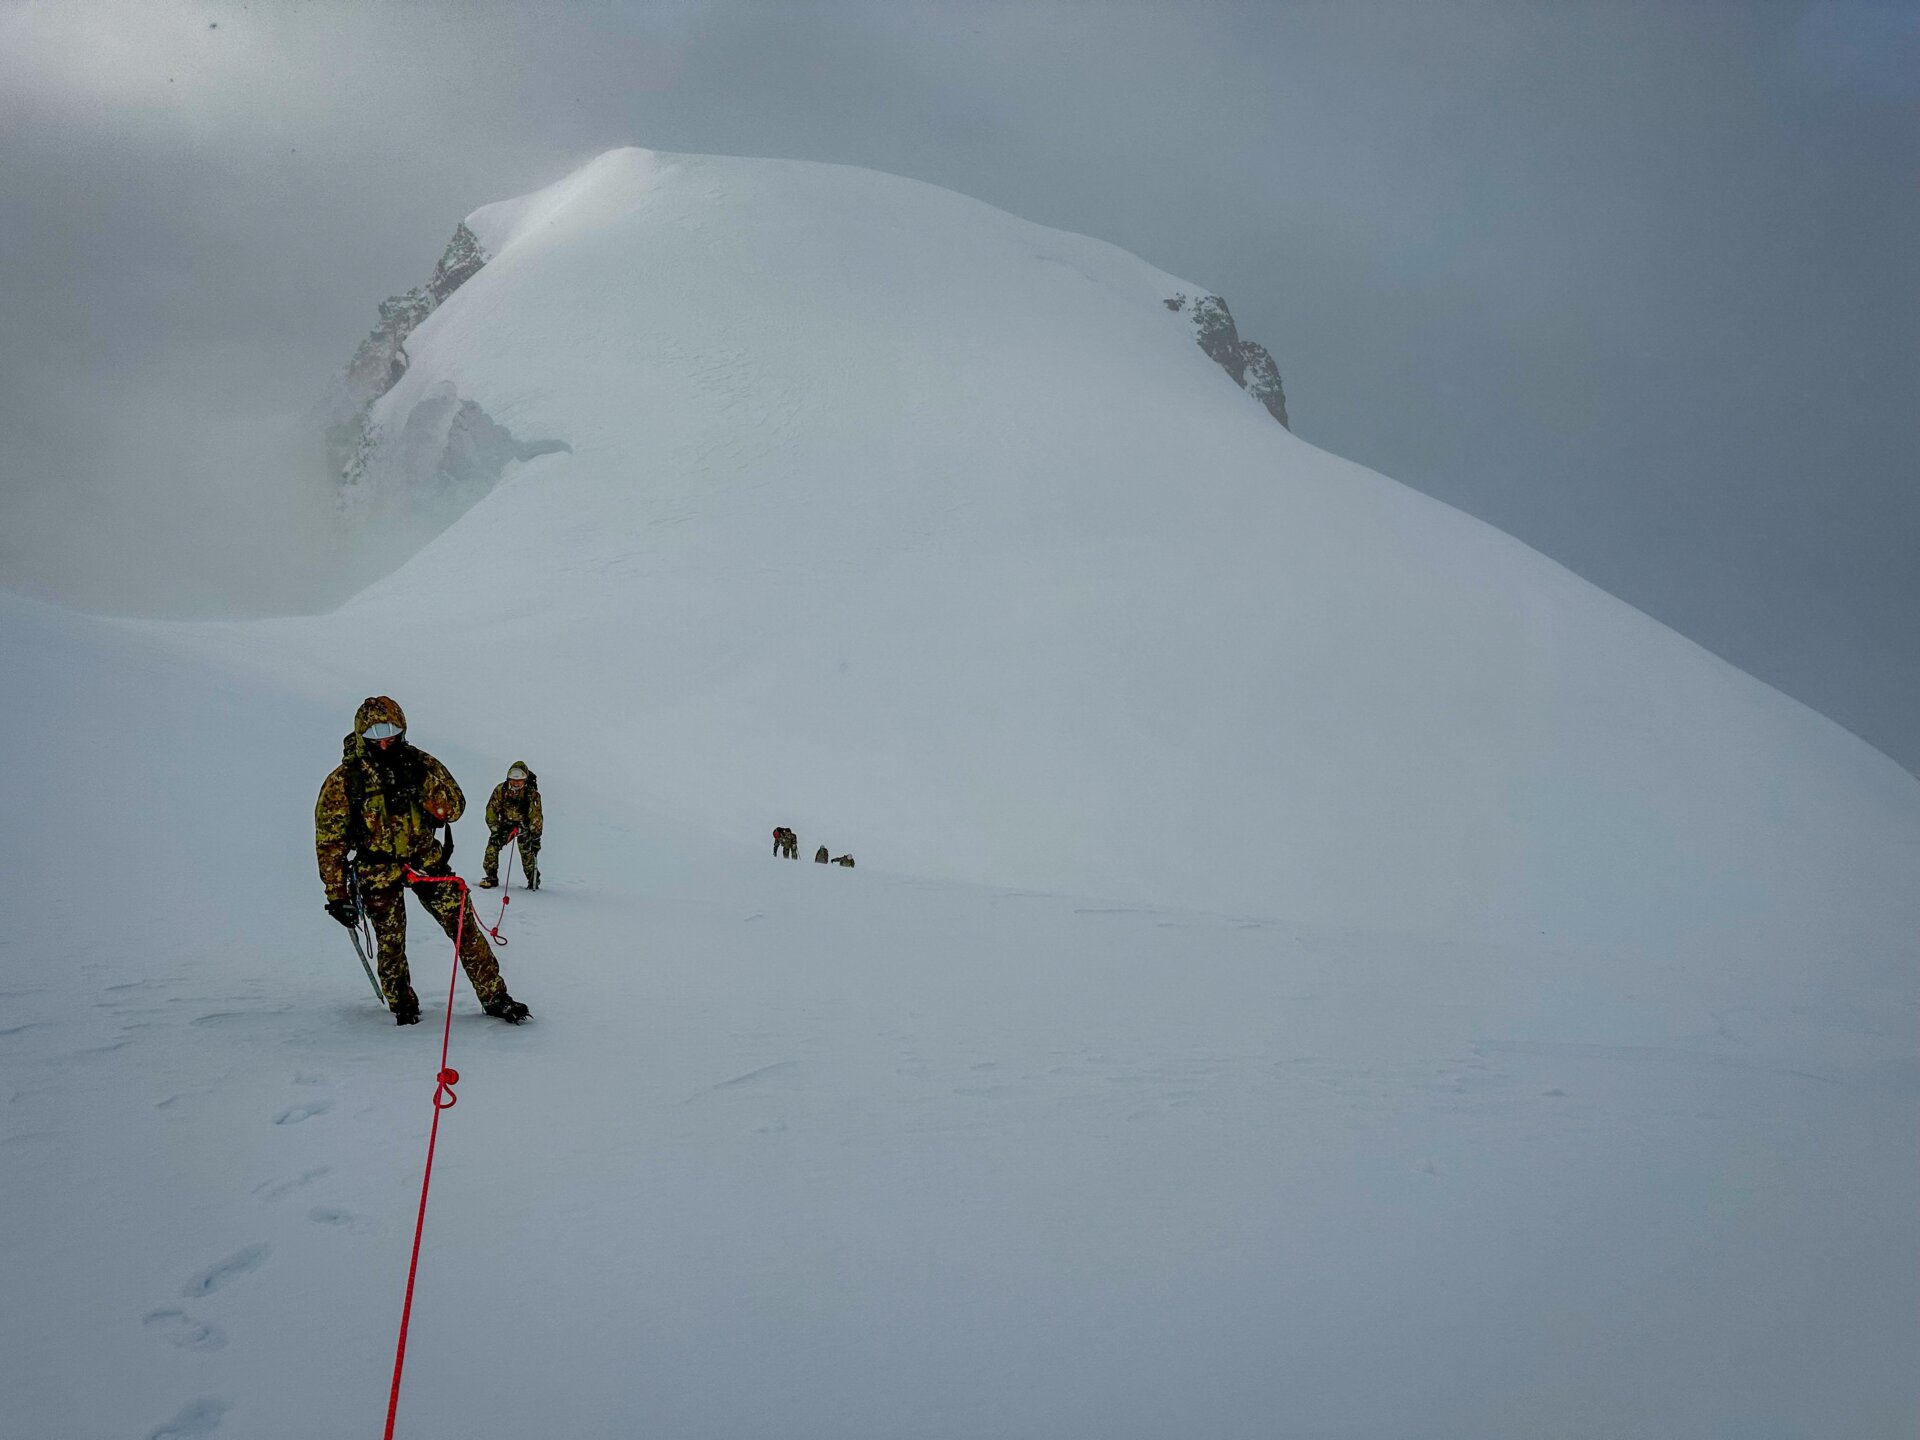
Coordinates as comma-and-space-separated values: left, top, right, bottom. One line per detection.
5, 148, 1917, 1436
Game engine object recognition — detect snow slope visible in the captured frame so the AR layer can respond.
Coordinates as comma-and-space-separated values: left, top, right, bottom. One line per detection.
5, 592, 1916, 1438
5, 148, 1918, 1436
197, 147, 1912, 955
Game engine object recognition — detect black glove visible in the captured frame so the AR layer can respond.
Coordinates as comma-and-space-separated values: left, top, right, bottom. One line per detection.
325, 898, 360, 929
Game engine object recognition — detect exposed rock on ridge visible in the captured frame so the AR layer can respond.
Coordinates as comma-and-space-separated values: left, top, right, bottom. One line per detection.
322, 221, 568, 530
1165, 293, 1290, 428
325, 222, 493, 488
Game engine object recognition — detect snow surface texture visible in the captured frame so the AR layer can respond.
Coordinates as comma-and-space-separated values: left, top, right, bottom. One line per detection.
8, 591, 1916, 1438
4, 148, 1917, 1436
233, 146, 1908, 951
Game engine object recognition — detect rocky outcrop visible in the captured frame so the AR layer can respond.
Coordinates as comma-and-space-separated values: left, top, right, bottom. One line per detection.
1238, 341, 1289, 429
425, 220, 488, 304
1164, 293, 1290, 429
332, 374, 572, 529
322, 221, 569, 535
325, 222, 493, 488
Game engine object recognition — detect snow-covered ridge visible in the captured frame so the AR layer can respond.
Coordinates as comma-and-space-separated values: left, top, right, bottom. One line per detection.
10, 586, 1916, 1435
462, 145, 673, 258
225, 145, 1917, 953
8, 147, 1916, 1437
326, 148, 1289, 539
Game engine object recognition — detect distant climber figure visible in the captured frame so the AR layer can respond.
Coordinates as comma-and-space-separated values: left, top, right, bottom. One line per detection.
480, 762, 542, 890
772, 826, 798, 859
831, 854, 855, 868
815, 846, 830, 864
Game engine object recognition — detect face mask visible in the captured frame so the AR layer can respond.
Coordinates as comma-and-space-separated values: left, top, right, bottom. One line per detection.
363, 737, 409, 776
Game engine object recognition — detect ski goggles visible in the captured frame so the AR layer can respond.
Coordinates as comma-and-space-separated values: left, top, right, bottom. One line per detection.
362, 721, 404, 741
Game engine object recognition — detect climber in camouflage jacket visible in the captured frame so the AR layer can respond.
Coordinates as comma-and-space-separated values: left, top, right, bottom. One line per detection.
480, 761, 542, 890
315, 696, 528, 1024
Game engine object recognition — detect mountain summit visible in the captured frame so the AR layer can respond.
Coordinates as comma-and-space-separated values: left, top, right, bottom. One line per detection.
285, 146, 1914, 949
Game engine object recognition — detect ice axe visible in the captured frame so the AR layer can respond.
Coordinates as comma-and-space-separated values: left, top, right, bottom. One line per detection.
343, 862, 386, 1004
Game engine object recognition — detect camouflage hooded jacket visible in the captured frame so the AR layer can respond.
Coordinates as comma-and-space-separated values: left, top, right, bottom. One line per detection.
485, 762, 543, 838
314, 696, 466, 901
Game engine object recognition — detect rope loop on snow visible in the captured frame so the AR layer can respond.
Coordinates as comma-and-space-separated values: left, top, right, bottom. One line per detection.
485, 828, 518, 945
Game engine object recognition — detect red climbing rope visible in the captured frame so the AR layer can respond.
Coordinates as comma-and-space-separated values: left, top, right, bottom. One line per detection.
484, 828, 518, 945
382, 868, 470, 1440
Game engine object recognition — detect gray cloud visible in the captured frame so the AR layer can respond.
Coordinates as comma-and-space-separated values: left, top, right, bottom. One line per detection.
2, 0, 1914, 765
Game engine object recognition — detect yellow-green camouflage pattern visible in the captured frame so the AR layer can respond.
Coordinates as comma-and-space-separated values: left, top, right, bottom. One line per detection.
363, 872, 506, 1008
483, 830, 540, 884
484, 762, 543, 836
484, 762, 542, 883
314, 746, 466, 900
313, 697, 467, 901
315, 697, 508, 1010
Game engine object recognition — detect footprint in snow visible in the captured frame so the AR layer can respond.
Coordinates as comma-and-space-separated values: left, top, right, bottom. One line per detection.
307, 1206, 355, 1228
143, 1309, 228, 1352
272, 1099, 333, 1126
147, 1397, 228, 1438
182, 1244, 268, 1298
254, 1166, 330, 1202
711, 1060, 798, 1090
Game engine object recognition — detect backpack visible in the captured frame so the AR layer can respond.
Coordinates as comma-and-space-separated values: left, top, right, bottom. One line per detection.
341, 736, 449, 864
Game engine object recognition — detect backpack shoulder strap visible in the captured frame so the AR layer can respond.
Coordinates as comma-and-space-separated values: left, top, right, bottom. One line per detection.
340, 735, 367, 852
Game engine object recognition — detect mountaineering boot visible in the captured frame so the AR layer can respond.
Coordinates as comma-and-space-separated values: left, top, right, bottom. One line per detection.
483, 996, 531, 1024
477, 875, 498, 889
526, 865, 540, 892
392, 988, 422, 1026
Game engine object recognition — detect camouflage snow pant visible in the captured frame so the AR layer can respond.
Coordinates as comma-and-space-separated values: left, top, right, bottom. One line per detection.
359, 873, 507, 1009
484, 828, 539, 883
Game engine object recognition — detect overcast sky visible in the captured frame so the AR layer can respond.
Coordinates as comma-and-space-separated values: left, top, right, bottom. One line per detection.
2, 0, 1914, 768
